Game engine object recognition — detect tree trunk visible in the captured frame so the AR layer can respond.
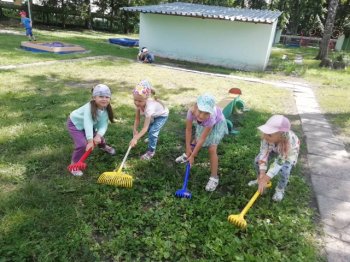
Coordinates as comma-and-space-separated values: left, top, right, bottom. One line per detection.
122, 0, 131, 34
85, 0, 92, 29
289, 0, 301, 35
316, 0, 339, 60
0, 6, 4, 18
61, 0, 66, 28
109, 0, 114, 31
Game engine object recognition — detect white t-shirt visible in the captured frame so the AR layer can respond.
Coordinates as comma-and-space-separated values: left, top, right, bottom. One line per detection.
141, 99, 169, 120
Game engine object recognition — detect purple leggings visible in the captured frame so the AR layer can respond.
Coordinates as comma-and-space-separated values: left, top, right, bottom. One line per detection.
67, 118, 106, 163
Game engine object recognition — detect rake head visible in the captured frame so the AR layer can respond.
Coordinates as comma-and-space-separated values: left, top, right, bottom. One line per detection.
175, 189, 192, 199
67, 162, 87, 172
228, 214, 247, 229
97, 171, 133, 188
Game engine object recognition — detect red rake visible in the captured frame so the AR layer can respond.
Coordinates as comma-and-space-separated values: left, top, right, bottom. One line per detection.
67, 147, 93, 172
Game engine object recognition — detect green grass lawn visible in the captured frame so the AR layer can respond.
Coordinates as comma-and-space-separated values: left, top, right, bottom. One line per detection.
0, 28, 339, 261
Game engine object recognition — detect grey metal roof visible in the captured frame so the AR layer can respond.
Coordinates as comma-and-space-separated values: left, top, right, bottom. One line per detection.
121, 2, 281, 24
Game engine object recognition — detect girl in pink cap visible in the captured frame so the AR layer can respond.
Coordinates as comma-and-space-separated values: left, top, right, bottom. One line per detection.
249, 115, 300, 201
67, 84, 116, 176
130, 80, 169, 160
175, 94, 228, 192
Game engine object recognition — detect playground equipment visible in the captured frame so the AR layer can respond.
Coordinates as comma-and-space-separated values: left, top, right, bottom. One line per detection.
21, 41, 86, 54
281, 33, 337, 49
217, 88, 248, 135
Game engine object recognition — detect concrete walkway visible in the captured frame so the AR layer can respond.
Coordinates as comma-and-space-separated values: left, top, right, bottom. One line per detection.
1, 58, 349, 261
289, 82, 350, 262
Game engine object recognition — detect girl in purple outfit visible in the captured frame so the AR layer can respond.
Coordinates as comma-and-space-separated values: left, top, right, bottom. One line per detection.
67, 84, 116, 176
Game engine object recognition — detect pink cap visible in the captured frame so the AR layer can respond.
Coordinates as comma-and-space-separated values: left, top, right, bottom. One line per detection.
258, 115, 291, 134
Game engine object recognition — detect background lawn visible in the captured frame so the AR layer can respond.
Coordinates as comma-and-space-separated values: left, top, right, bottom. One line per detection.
0, 28, 342, 261
268, 45, 350, 151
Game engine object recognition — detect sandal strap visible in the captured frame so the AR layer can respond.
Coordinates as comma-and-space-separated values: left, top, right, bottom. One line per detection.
209, 177, 219, 183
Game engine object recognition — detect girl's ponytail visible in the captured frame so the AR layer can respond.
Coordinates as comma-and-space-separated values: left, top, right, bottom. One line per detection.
151, 88, 165, 109
106, 104, 115, 123
90, 100, 98, 121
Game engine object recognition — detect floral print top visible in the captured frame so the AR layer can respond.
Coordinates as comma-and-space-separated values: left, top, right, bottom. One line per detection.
258, 130, 300, 178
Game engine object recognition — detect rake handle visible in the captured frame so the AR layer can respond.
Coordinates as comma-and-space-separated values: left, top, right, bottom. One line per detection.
78, 147, 93, 163
240, 190, 260, 217
116, 146, 132, 172
181, 163, 191, 190
240, 181, 272, 217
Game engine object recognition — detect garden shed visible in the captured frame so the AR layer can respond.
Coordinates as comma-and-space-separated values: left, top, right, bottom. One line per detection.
122, 2, 281, 71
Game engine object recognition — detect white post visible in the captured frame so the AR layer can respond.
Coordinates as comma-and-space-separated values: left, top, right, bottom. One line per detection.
27, 0, 32, 24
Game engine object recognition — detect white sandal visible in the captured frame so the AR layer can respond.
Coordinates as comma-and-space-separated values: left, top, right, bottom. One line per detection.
205, 177, 219, 192
248, 179, 258, 186
175, 153, 188, 164
272, 188, 285, 202
70, 170, 83, 177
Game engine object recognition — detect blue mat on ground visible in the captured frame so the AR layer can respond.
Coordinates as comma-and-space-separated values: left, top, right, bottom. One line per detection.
20, 46, 85, 54
108, 38, 139, 47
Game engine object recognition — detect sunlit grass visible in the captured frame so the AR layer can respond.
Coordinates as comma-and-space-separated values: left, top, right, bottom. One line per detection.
0, 163, 27, 183
0, 210, 32, 235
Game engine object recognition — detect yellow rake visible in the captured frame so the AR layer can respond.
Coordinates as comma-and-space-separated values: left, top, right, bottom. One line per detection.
228, 182, 272, 229
97, 146, 133, 188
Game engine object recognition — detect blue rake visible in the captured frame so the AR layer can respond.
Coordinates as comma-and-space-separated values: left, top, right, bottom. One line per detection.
175, 163, 192, 199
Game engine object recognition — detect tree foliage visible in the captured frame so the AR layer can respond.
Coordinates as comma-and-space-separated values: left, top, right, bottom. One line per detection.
1, 0, 348, 36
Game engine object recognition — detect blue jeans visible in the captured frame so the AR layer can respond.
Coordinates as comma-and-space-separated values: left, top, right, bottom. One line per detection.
147, 116, 168, 152
254, 153, 293, 190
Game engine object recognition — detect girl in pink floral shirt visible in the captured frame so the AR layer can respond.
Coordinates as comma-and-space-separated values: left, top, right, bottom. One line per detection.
249, 115, 300, 201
